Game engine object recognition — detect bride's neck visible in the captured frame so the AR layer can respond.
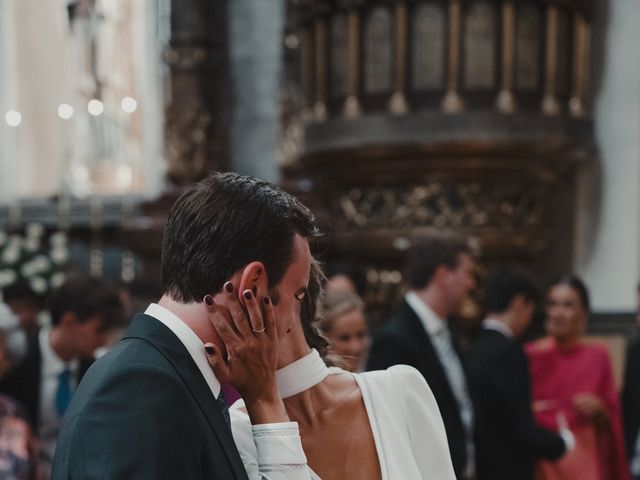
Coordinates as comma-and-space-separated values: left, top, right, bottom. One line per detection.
283, 379, 334, 426
276, 325, 313, 369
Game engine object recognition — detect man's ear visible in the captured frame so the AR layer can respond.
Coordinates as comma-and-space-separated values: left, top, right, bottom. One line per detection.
238, 261, 269, 302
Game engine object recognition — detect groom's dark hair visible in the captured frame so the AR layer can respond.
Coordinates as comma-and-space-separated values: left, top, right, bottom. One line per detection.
161, 171, 319, 303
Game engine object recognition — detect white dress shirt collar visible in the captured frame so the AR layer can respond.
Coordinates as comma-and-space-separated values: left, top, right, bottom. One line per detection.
145, 303, 221, 398
482, 318, 514, 339
405, 291, 446, 337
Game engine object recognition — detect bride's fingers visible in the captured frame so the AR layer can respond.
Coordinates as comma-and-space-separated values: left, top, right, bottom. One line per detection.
242, 290, 264, 334
204, 342, 231, 383
223, 282, 251, 336
261, 296, 276, 341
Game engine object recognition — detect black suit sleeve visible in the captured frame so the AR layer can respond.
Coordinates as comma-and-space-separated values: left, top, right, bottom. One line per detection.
367, 334, 417, 371
494, 350, 565, 460
622, 338, 640, 457
53, 363, 207, 480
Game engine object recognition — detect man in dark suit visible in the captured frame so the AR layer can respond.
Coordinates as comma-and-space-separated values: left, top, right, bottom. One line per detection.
622, 285, 640, 479
52, 172, 319, 479
0, 275, 124, 477
367, 231, 476, 479
466, 267, 569, 480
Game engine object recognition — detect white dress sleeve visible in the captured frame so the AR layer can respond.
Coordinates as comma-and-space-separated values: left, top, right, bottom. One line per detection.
229, 401, 315, 480
388, 365, 457, 480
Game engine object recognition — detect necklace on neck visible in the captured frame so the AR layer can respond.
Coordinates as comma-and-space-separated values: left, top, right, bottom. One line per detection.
275, 349, 330, 399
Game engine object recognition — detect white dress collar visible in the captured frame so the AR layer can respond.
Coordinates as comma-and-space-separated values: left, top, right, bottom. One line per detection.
276, 349, 330, 399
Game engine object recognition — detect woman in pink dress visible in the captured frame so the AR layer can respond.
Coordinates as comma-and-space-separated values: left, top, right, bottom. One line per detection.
526, 275, 630, 480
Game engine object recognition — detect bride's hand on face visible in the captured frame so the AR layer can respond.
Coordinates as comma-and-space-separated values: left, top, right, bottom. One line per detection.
203, 281, 279, 406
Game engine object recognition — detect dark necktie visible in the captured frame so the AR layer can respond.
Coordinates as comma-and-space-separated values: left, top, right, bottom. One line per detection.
55, 368, 73, 417
216, 389, 231, 430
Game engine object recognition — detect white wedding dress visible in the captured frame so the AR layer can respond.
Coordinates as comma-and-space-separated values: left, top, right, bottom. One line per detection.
229, 350, 456, 479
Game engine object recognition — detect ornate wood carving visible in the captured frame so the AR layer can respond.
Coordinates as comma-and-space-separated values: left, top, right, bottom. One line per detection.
496, 1, 516, 113
164, 0, 230, 184
284, 0, 598, 322
463, 2, 496, 90
330, 14, 349, 99
516, 5, 541, 91
555, 8, 571, 96
542, 5, 560, 114
412, 3, 446, 91
442, 0, 464, 112
330, 180, 548, 231
364, 7, 393, 95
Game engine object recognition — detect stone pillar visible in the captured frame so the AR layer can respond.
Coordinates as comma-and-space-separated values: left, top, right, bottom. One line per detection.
576, 0, 640, 312
228, 0, 284, 182
0, 0, 16, 203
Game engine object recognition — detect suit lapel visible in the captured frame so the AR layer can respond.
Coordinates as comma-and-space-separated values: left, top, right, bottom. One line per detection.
124, 314, 248, 480
400, 301, 460, 406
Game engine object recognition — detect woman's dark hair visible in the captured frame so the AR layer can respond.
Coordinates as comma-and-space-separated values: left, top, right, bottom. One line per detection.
550, 274, 591, 311
484, 266, 540, 314
299, 259, 329, 358
161, 172, 319, 303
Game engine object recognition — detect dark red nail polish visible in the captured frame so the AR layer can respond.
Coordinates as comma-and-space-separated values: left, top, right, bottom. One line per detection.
251, 286, 257, 295
205, 346, 215, 355
243, 290, 252, 300
263, 296, 270, 305
204, 295, 214, 306
224, 282, 233, 293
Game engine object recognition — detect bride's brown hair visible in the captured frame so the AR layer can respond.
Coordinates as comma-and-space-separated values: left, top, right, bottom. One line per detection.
299, 258, 330, 358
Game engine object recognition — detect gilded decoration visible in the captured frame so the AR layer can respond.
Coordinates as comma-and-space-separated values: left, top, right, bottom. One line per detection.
331, 181, 546, 231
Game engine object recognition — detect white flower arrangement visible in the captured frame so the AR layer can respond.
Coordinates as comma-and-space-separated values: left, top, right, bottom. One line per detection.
0, 224, 68, 295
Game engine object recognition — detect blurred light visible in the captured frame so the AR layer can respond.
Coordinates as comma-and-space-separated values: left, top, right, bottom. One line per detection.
285, 34, 299, 49
87, 99, 104, 116
5, 110, 22, 127
58, 103, 74, 120
120, 96, 138, 114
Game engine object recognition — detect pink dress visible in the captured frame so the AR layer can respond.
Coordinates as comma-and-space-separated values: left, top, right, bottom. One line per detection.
526, 339, 630, 480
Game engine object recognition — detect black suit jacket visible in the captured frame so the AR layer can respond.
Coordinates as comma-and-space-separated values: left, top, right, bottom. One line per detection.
51, 314, 249, 480
623, 336, 640, 458
466, 328, 565, 480
367, 300, 469, 479
0, 328, 93, 430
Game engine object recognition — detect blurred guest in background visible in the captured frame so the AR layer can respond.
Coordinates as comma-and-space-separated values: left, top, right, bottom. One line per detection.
0, 304, 26, 378
367, 232, 476, 480
1, 281, 43, 341
0, 395, 37, 480
0, 305, 34, 479
466, 267, 569, 480
319, 289, 369, 372
325, 274, 358, 296
0, 275, 124, 479
526, 275, 630, 480
622, 285, 640, 479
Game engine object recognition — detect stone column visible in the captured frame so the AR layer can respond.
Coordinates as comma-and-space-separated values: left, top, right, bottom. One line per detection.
0, 0, 16, 203
228, 0, 285, 183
